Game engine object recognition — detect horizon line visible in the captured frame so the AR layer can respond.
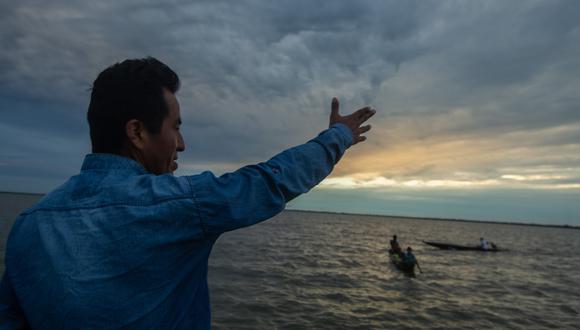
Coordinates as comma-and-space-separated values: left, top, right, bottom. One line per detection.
2, 191, 577, 230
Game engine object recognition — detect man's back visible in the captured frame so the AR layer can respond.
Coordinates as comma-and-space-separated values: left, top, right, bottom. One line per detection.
390, 239, 401, 253
404, 252, 416, 265
480, 239, 489, 250
4, 154, 212, 328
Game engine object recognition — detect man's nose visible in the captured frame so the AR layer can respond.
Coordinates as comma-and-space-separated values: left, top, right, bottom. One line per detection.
177, 133, 185, 152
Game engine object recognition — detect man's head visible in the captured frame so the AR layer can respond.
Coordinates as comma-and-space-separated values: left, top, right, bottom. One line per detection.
87, 57, 185, 174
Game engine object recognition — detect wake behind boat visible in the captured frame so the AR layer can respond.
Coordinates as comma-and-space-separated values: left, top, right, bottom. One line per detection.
422, 241, 505, 252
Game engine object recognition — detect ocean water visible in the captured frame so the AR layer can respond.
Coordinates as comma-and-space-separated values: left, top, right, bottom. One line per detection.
1, 192, 579, 329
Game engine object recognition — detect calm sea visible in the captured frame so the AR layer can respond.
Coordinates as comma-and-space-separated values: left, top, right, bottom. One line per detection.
1, 192, 579, 329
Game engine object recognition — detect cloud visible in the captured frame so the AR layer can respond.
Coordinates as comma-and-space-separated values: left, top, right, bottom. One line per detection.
1, 0, 579, 214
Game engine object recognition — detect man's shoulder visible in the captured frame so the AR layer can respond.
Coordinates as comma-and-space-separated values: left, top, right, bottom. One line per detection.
26, 172, 196, 214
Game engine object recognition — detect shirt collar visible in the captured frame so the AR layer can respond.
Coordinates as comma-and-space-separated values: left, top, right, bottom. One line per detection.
81, 153, 148, 174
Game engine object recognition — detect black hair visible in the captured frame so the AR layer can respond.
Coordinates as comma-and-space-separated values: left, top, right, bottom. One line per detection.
87, 57, 180, 153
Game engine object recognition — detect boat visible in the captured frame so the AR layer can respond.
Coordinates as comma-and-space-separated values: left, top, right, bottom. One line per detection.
422, 241, 503, 251
388, 250, 415, 273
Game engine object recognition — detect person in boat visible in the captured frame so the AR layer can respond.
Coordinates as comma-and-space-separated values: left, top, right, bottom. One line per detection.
390, 235, 402, 254
403, 247, 416, 266
480, 237, 490, 250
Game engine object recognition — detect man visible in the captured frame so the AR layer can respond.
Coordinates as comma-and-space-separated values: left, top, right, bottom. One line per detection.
0, 57, 375, 328
389, 234, 402, 254
403, 247, 416, 267
480, 237, 489, 250
403, 246, 422, 273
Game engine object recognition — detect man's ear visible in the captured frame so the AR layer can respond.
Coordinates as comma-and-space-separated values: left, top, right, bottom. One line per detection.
125, 119, 148, 150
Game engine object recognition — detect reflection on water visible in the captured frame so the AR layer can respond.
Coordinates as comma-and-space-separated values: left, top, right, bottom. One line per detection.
210, 212, 580, 329
1, 193, 579, 329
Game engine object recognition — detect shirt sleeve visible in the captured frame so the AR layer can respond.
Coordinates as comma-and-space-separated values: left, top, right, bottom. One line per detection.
0, 271, 30, 329
187, 123, 353, 236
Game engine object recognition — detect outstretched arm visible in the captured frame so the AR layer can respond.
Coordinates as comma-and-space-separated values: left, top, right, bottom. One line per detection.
189, 98, 375, 236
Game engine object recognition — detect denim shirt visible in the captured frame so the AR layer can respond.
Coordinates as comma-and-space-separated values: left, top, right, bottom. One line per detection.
0, 124, 352, 329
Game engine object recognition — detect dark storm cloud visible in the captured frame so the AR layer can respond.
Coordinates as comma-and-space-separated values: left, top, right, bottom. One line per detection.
1, 0, 580, 194
2, 1, 416, 171
376, 1, 580, 138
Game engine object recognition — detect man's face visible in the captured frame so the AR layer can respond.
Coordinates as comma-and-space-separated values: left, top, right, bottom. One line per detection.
141, 88, 185, 174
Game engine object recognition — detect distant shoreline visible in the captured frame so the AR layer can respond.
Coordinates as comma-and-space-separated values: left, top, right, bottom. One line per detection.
2, 191, 578, 230
285, 209, 580, 230
0, 191, 45, 197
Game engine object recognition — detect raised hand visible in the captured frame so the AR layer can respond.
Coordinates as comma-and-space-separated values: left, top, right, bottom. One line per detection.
329, 97, 375, 145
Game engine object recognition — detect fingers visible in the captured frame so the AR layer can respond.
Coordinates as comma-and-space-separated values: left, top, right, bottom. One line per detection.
353, 106, 376, 123
362, 108, 376, 122
359, 124, 371, 134
355, 135, 367, 144
355, 105, 372, 113
329, 98, 376, 145
353, 125, 371, 145
331, 97, 339, 117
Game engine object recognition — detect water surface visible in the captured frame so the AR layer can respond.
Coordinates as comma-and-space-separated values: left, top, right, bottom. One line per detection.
210, 212, 580, 329
1, 192, 578, 329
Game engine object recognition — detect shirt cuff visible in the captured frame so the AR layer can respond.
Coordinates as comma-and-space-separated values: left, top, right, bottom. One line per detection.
330, 123, 354, 148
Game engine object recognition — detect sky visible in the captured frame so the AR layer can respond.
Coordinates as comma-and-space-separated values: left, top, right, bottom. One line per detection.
1, 0, 579, 226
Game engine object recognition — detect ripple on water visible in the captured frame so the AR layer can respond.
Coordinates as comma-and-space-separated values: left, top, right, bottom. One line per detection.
4, 195, 580, 329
